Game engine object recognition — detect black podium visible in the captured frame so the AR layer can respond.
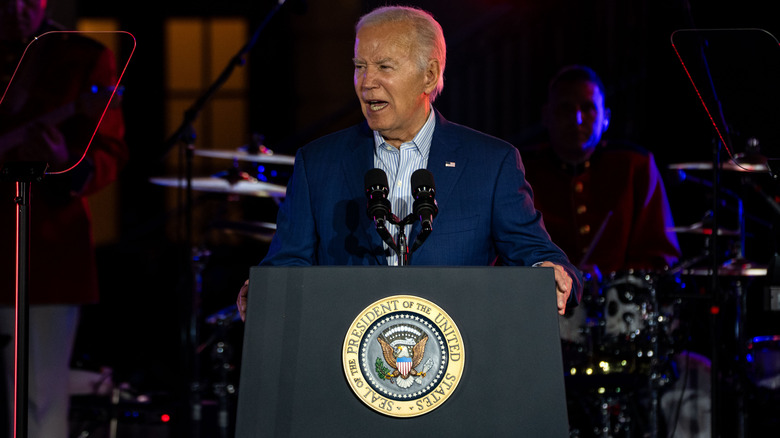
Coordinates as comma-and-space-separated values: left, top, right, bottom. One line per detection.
235, 266, 569, 437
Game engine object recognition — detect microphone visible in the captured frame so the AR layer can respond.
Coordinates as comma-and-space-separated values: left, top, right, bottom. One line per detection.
365, 168, 392, 222
364, 169, 396, 251
411, 169, 438, 251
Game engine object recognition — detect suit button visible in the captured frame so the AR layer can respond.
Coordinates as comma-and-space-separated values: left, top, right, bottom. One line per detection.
576, 205, 587, 215
579, 225, 591, 235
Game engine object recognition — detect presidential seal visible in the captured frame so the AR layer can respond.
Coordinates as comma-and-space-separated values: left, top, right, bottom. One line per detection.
342, 295, 465, 417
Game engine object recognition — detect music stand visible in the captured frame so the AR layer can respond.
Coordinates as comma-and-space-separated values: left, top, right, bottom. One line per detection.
0, 31, 134, 438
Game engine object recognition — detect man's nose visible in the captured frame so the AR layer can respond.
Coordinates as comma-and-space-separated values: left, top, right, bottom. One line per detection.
361, 66, 378, 88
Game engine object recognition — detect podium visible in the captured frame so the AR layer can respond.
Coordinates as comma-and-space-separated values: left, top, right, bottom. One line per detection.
235, 266, 569, 437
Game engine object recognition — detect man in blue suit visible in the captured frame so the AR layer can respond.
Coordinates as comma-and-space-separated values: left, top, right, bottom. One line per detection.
237, 5, 581, 319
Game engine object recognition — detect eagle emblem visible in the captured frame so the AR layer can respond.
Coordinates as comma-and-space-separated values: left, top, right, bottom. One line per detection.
377, 324, 430, 389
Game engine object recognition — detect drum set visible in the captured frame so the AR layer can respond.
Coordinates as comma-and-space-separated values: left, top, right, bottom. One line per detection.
559, 155, 779, 438
149, 140, 295, 438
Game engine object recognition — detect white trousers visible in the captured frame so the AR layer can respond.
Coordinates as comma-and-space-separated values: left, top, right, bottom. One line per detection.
0, 305, 79, 438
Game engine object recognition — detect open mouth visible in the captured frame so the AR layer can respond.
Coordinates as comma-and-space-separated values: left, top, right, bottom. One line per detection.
367, 100, 389, 111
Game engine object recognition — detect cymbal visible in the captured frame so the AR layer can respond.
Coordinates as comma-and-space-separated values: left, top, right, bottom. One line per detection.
210, 220, 277, 242
668, 160, 768, 173
194, 147, 296, 165
683, 259, 767, 277
150, 176, 287, 198
668, 222, 740, 236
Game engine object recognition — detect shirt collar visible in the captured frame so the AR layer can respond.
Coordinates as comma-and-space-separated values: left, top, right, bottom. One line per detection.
373, 108, 436, 155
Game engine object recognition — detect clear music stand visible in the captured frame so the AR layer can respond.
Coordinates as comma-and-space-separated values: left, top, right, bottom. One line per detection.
0, 30, 134, 438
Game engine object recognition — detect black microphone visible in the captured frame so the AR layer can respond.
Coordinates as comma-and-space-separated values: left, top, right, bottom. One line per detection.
364, 169, 396, 251
412, 169, 438, 231
411, 169, 438, 251
365, 168, 392, 221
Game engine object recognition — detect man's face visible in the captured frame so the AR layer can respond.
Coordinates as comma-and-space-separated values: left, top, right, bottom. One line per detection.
0, 0, 47, 41
544, 79, 610, 164
353, 21, 438, 147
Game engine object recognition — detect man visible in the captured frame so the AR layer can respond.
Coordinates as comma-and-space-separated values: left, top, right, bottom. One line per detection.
522, 65, 680, 275
0, 0, 128, 436
237, 6, 580, 320
522, 65, 687, 437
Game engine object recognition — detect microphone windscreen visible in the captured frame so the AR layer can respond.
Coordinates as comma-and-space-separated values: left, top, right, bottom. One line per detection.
411, 169, 435, 190
365, 168, 389, 190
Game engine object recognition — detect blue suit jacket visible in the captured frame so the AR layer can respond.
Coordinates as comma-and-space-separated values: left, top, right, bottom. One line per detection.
261, 111, 581, 300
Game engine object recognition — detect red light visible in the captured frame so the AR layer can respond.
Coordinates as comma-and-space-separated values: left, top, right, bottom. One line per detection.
161, 414, 171, 423
710, 306, 720, 315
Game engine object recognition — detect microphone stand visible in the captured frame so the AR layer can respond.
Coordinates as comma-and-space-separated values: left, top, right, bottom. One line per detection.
1, 161, 48, 438
373, 213, 418, 266
157, 2, 289, 436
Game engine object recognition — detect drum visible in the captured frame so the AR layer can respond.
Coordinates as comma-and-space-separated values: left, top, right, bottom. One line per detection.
746, 335, 780, 391
594, 271, 667, 374
602, 272, 655, 341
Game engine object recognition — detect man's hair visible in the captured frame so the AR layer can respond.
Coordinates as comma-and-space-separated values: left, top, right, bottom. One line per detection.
356, 6, 446, 102
548, 65, 606, 102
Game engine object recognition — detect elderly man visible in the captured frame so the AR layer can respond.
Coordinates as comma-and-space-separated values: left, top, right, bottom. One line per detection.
237, 6, 580, 319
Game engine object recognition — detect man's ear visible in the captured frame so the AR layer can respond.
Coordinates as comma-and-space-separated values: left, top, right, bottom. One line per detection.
423, 59, 440, 95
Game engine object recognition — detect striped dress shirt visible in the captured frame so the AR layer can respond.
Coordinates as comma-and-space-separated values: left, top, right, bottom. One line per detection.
372, 110, 435, 266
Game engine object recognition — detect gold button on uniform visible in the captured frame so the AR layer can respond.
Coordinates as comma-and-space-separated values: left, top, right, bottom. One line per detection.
574, 182, 584, 193
579, 224, 591, 235
576, 205, 587, 215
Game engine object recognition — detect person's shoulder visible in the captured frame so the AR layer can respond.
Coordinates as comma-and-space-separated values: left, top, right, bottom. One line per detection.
440, 117, 508, 145
297, 121, 371, 164
304, 122, 369, 148
602, 139, 651, 157
436, 113, 517, 159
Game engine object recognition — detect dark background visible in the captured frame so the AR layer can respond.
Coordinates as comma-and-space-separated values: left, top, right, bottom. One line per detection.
35, 0, 780, 435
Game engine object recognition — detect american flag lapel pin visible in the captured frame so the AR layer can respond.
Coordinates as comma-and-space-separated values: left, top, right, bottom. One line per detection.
445, 161, 456, 167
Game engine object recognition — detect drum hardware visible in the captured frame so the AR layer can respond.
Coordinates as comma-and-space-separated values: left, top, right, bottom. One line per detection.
194, 147, 296, 166
208, 220, 277, 243
667, 222, 740, 237
150, 172, 287, 199
561, 271, 678, 438
199, 304, 240, 438
668, 159, 769, 173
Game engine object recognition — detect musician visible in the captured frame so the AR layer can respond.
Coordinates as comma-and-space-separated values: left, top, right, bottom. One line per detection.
522, 65, 690, 436
0, 1, 127, 436
521, 65, 680, 276
237, 5, 581, 320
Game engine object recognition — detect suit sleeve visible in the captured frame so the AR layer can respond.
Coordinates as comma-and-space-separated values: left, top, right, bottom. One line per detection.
260, 148, 318, 266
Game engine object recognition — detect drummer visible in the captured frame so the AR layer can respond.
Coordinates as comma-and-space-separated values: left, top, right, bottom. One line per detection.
521, 64, 694, 436
521, 64, 680, 276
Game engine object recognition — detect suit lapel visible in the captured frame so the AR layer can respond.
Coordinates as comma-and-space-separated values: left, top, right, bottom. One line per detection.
427, 112, 467, 219
409, 111, 468, 246
341, 123, 387, 265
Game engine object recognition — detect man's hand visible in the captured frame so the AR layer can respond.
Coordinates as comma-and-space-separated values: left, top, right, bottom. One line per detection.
237, 279, 249, 321
538, 261, 572, 315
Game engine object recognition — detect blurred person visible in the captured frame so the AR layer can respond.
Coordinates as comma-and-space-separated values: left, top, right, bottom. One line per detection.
0, 0, 128, 436
522, 64, 680, 277
522, 65, 699, 437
